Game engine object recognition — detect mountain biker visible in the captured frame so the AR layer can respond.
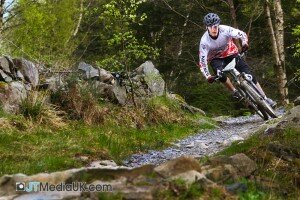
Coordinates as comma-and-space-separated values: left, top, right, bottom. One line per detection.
198, 13, 276, 108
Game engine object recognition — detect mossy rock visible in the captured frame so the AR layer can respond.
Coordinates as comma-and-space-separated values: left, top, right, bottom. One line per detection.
168, 93, 186, 104
0, 81, 9, 93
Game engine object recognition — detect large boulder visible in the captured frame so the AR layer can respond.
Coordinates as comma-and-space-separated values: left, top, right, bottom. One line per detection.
170, 170, 211, 185
0, 81, 27, 113
229, 153, 257, 177
99, 68, 114, 83
135, 61, 165, 96
202, 164, 238, 183
285, 105, 300, 122
13, 58, 39, 87
93, 81, 127, 105
78, 62, 99, 79
294, 96, 300, 106
0, 164, 156, 199
0, 69, 13, 82
78, 62, 114, 83
112, 84, 127, 105
154, 156, 202, 178
0, 56, 15, 79
202, 154, 257, 181
264, 105, 300, 135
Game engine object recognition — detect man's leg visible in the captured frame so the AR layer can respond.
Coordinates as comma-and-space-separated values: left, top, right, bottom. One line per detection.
211, 58, 236, 91
224, 77, 243, 100
223, 77, 235, 91
256, 82, 276, 107
210, 57, 243, 100
255, 82, 266, 97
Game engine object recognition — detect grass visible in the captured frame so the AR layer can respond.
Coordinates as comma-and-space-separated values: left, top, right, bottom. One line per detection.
0, 112, 213, 176
237, 179, 268, 200
0, 81, 220, 198
0, 87, 216, 176
219, 126, 300, 158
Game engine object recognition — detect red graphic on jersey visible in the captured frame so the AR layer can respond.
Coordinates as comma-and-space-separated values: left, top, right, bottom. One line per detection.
219, 39, 238, 58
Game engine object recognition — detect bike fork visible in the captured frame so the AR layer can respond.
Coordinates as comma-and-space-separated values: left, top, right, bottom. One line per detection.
248, 81, 266, 100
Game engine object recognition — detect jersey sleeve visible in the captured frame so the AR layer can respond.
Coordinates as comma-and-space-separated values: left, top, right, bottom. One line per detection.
226, 26, 248, 46
199, 41, 211, 79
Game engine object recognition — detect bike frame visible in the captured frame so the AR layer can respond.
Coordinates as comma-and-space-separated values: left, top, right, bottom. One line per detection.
221, 57, 262, 94
218, 55, 277, 120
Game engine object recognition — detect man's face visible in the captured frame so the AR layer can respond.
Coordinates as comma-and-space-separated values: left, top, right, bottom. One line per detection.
207, 25, 219, 37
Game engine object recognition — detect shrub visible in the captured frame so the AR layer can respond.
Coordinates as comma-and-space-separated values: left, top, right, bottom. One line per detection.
20, 91, 65, 128
51, 80, 107, 125
145, 95, 185, 124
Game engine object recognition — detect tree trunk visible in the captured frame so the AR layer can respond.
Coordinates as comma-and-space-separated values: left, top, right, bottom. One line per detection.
227, 0, 238, 28
265, 0, 289, 105
265, 0, 280, 65
274, 0, 288, 104
227, 0, 241, 50
0, 0, 5, 33
178, 13, 189, 56
73, 0, 84, 37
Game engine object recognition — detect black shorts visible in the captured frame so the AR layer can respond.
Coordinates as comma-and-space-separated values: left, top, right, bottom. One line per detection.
210, 54, 257, 84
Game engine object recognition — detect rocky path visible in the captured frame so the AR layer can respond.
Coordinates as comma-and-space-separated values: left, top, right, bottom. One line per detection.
1, 108, 291, 200
123, 110, 284, 168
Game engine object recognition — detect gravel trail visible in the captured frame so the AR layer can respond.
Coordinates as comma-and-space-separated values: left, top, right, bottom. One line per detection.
123, 111, 284, 168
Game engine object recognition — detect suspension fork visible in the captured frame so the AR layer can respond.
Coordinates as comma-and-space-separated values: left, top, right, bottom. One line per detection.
241, 73, 265, 99
238, 80, 262, 112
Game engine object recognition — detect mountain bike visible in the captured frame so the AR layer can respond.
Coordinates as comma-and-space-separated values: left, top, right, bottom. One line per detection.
215, 54, 277, 120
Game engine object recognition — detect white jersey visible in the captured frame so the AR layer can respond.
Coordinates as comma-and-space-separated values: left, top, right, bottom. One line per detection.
198, 25, 248, 79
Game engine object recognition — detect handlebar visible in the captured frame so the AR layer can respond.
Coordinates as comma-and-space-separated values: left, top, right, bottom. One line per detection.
213, 53, 246, 82
214, 71, 225, 81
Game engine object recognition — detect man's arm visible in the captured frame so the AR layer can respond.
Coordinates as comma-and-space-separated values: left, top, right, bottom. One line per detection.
226, 26, 248, 46
199, 42, 211, 80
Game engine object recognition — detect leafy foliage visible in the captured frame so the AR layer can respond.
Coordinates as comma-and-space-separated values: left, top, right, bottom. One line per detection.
293, 25, 300, 56
96, 0, 159, 71
2, 0, 80, 65
291, 1, 300, 91
1, 0, 300, 114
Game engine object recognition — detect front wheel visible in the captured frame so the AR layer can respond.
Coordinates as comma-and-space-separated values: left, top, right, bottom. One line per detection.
240, 81, 277, 119
238, 88, 269, 120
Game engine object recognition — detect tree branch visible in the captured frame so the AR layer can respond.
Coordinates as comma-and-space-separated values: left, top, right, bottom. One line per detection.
73, 0, 84, 37
160, 0, 203, 29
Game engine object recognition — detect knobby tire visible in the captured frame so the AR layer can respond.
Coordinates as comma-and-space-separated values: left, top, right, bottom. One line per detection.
239, 87, 269, 120
241, 81, 277, 119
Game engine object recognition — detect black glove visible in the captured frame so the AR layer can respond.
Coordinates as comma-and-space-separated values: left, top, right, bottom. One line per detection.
241, 44, 249, 53
207, 76, 216, 84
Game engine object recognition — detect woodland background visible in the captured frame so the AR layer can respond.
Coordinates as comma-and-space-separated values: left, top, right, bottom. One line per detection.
0, 0, 299, 115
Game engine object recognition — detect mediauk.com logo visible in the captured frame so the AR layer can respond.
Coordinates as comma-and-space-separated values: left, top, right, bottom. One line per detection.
16, 182, 113, 192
